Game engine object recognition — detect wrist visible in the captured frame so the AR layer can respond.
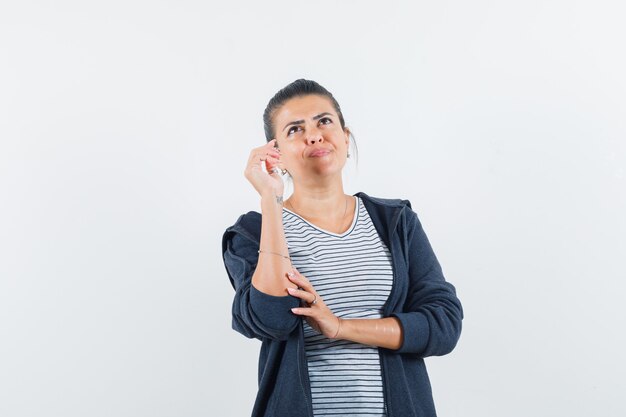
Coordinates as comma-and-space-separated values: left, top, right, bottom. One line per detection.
332, 317, 343, 339
260, 191, 285, 215
261, 189, 284, 202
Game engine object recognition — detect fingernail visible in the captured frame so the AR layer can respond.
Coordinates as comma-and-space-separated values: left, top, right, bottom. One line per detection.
287, 287, 295, 293
287, 271, 294, 278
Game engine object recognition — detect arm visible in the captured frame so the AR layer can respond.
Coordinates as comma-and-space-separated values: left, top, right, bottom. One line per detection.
221, 190, 300, 341
288, 270, 404, 350
389, 207, 464, 356
252, 190, 298, 295
335, 317, 403, 350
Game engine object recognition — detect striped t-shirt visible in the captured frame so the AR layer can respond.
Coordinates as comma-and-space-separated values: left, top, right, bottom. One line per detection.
282, 195, 394, 417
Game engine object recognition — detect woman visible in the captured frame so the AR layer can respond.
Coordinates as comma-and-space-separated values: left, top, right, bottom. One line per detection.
221, 79, 463, 417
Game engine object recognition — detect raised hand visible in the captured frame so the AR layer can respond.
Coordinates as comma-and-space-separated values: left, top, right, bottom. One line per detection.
244, 139, 284, 197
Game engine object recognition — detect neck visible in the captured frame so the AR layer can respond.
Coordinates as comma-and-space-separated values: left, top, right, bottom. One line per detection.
286, 180, 348, 221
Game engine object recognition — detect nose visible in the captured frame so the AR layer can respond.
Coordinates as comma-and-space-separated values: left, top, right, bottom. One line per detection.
306, 127, 323, 145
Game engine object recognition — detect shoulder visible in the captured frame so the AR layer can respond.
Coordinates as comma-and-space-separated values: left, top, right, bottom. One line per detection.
355, 191, 419, 236
355, 191, 413, 210
221, 210, 262, 255
227, 210, 262, 236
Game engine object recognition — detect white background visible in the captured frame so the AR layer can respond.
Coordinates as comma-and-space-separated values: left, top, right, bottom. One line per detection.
1, 1, 625, 416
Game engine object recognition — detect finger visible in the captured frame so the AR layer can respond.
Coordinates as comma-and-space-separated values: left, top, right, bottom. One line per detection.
254, 139, 276, 152
248, 144, 279, 164
259, 140, 279, 155
286, 287, 316, 304
286, 270, 306, 285
269, 166, 282, 176
291, 265, 309, 282
268, 139, 282, 152
264, 145, 280, 155
248, 152, 280, 173
291, 268, 311, 285
265, 154, 280, 164
291, 307, 316, 316
252, 152, 277, 161
286, 271, 313, 292
264, 158, 282, 174
255, 152, 280, 166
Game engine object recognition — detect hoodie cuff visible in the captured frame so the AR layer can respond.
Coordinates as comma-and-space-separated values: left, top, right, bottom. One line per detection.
390, 311, 430, 354
250, 283, 300, 331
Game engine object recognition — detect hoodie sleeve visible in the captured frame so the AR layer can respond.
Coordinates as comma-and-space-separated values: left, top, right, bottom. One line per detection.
390, 207, 464, 356
222, 222, 300, 341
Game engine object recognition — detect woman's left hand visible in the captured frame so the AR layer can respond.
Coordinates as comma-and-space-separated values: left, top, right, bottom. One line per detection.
286, 268, 341, 339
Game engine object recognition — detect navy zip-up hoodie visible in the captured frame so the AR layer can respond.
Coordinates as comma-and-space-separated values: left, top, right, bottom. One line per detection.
221, 192, 463, 417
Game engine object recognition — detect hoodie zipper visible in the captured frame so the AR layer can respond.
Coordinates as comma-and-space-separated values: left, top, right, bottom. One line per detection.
378, 203, 405, 417
379, 256, 396, 417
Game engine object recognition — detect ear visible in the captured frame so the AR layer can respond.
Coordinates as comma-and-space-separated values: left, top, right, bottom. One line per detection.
344, 127, 350, 145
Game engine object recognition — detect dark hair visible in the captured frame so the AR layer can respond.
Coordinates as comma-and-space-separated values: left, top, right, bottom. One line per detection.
262, 79, 358, 164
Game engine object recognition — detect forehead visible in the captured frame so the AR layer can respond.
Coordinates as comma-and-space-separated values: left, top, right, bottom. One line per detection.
273, 94, 336, 123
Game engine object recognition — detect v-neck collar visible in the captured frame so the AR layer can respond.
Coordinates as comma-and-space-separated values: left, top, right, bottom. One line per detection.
283, 196, 359, 238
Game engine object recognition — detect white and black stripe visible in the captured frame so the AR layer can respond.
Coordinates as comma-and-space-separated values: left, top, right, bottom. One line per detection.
283, 196, 393, 416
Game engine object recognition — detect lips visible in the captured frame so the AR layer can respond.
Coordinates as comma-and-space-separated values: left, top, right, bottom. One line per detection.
309, 148, 331, 157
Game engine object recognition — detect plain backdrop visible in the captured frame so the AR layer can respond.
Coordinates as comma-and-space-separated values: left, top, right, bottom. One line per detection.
1, 1, 625, 416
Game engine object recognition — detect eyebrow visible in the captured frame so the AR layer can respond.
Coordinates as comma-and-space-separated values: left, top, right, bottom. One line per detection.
282, 112, 333, 132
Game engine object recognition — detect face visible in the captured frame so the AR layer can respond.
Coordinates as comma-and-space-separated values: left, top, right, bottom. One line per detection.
272, 94, 350, 180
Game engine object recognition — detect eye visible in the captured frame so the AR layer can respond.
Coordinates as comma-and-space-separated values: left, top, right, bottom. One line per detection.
319, 117, 332, 125
287, 125, 302, 136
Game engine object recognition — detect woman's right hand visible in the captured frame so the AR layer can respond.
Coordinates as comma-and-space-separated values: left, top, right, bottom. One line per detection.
244, 139, 284, 197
